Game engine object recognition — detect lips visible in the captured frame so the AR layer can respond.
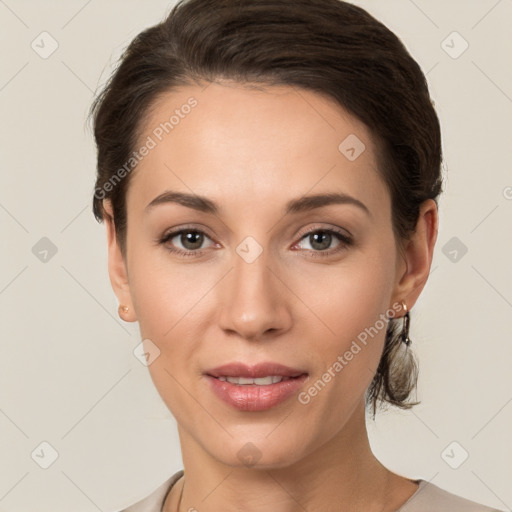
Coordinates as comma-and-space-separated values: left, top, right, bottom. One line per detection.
205, 372, 309, 411
205, 361, 308, 379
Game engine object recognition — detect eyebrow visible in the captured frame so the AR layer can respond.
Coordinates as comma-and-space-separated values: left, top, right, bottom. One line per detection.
145, 190, 371, 217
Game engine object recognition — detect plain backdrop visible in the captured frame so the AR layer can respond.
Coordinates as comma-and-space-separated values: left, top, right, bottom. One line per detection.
0, 1, 511, 511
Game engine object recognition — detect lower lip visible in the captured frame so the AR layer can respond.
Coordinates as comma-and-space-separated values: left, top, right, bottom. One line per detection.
205, 374, 309, 412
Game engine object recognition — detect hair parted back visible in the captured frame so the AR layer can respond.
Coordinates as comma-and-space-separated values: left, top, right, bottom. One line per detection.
89, 0, 443, 417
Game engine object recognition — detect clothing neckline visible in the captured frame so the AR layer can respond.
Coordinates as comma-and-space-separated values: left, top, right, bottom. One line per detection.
394, 479, 426, 510
160, 471, 184, 512
159, 472, 426, 512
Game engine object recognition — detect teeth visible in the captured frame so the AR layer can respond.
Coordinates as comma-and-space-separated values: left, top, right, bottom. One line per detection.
217, 375, 290, 385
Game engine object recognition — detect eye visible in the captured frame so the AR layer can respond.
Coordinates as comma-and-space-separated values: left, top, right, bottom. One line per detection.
159, 227, 216, 257
293, 227, 352, 257
158, 225, 353, 259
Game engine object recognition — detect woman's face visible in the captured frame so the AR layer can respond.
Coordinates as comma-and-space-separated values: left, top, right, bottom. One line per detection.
107, 82, 430, 469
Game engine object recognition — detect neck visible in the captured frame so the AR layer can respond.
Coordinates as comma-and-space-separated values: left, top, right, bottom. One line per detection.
164, 400, 415, 512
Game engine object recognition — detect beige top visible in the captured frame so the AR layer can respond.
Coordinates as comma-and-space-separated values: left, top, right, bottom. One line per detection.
118, 469, 504, 512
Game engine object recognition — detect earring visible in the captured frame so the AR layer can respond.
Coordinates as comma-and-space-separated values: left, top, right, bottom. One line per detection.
118, 304, 129, 318
400, 300, 411, 347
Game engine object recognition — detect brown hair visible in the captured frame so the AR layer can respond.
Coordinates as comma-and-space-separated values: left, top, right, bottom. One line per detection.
89, 0, 443, 417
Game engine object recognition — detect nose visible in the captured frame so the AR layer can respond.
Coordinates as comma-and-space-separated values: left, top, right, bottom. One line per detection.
217, 248, 292, 341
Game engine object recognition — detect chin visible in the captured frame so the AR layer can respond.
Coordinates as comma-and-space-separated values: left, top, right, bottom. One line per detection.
203, 432, 307, 470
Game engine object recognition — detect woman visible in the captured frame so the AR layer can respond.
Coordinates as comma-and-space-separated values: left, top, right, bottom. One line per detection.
89, 0, 504, 510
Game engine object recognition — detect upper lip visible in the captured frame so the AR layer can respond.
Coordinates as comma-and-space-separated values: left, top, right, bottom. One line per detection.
205, 362, 308, 378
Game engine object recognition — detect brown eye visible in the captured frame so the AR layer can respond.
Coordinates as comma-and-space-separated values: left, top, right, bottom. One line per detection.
307, 230, 334, 251
177, 231, 205, 250
293, 227, 353, 258
160, 228, 215, 256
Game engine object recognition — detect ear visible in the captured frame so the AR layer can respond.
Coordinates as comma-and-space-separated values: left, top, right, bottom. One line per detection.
390, 198, 439, 314
103, 199, 137, 322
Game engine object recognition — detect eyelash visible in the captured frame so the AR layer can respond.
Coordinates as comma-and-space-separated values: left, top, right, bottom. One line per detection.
158, 225, 353, 259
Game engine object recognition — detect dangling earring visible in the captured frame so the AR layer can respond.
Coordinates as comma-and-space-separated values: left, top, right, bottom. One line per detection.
118, 304, 129, 318
400, 300, 411, 346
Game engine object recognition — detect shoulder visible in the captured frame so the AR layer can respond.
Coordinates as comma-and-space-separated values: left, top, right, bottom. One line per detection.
398, 479, 505, 512
115, 469, 184, 512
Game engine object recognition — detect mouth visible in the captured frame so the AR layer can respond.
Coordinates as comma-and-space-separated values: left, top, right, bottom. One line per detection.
210, 374, 307, 385
204, 366, 309, 411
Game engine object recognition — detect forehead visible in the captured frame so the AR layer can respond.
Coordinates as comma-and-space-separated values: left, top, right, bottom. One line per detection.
127, 81, 388, 218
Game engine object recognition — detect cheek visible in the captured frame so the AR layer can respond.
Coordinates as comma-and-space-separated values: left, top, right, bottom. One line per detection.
287, 245, 396, 404
290, 238, 395, 336
127, 254, 212, 416
126, 245, 222, 386
126, 230, 208, 334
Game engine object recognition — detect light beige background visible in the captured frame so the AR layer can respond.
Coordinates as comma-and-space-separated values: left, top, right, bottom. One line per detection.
0, 1, 511, 511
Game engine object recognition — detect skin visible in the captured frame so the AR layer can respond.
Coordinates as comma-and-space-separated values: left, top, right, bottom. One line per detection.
104, 81, 438, 512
